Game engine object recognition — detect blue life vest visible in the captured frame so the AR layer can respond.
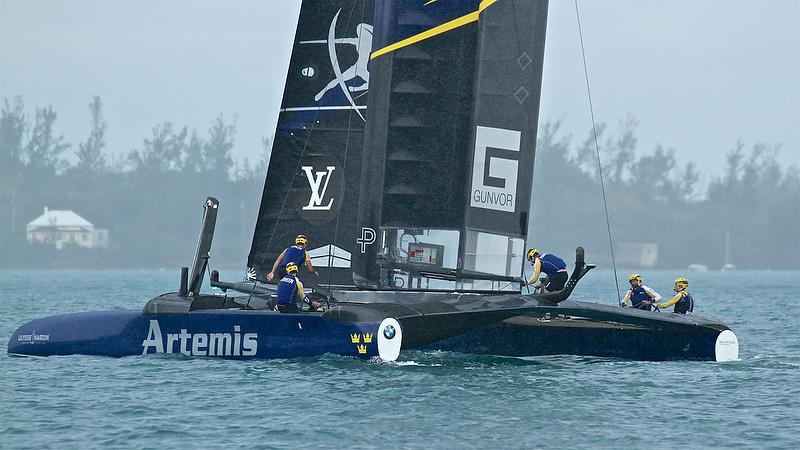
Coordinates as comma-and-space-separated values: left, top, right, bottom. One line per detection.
276, 275, 299, 305
537, 253, 567, 277
674, 291, 694, 314
283, 245, 307, 268
629, 286, 653, 310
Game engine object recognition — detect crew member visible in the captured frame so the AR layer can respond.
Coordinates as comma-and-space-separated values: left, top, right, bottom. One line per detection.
267, 234, 317, 282
654, 277, 694, 314
621, 273, 662, 311
275, 262, 304, 313
524, 248, 568, 292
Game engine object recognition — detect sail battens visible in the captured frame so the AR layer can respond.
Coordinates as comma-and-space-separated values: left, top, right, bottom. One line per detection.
280, 106, 367, 113
388, 117, 426, 127
392, 81, 432, 94
394, 46, 433, 60
387, 151, 432, 162
385, 185, 419, 195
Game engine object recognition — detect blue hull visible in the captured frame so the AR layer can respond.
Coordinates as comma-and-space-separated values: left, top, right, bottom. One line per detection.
8, 309, 385, 360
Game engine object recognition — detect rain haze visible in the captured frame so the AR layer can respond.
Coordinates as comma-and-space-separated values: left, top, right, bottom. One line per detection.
1, 0, 798, 271
2, 0, 797, 175
4, 5, 800, 446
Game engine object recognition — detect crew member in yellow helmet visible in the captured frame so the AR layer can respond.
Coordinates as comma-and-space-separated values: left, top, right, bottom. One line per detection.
523, 248, 568, 292
276, 262, 304, 313
654, 277, 694, 314
267, 234, 318, 282
274, 261, 322, 313
621, 274, 661, 311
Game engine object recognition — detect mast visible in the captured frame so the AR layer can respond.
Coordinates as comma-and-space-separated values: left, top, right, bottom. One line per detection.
725, 229, 731, 265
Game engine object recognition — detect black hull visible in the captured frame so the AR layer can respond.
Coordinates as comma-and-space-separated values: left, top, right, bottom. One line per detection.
324, 292, 738, 362
423, 314, 726, 361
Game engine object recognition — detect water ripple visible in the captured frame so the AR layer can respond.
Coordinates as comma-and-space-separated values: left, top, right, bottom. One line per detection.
2, 270, 800, 448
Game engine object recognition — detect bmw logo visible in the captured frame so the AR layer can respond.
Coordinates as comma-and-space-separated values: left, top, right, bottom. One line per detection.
383, 325, 396, 340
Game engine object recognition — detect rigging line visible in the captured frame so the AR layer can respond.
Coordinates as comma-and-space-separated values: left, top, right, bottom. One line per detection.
326, 0, 360, 290
246, 89, 326, 305
522, 267, 532, 294
574, 0, 622, 304
262, 89, 323, 259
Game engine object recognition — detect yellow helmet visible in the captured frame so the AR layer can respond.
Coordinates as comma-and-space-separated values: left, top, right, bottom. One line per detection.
628, 273, 641, 282
674, 277, 688, 288
527, 248, 539, 261
295, 235, 308, 246
286, 262, 299, 274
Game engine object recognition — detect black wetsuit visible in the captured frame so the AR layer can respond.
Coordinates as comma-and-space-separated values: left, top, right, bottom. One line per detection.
546, 271, 568, 292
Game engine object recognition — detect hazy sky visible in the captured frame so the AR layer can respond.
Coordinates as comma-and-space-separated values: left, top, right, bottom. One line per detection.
1, 0, 798, 182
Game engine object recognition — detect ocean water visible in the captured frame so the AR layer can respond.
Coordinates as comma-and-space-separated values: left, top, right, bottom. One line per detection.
1, 269, 798, 449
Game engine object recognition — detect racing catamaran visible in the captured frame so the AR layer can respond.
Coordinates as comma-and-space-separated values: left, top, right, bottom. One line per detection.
8, 0, 739, 362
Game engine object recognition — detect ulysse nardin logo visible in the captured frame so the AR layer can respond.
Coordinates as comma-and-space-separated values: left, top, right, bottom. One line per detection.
16, 329, 50, 344
302, 165, 336, 211
470, 126, 521, 213
141, 320, 257, 357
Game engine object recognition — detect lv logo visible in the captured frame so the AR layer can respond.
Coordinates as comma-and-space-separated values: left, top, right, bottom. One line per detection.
302, 166, 335, 211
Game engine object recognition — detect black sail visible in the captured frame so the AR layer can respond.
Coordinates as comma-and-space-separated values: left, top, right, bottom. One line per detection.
247, 0, 374, 287
355, 0, 549, 288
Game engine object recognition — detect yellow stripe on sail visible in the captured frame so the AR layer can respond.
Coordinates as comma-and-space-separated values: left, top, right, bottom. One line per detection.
370, 0, 499, 60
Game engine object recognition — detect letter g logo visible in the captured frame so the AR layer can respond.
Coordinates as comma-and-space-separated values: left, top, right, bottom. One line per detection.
470, 126, 521, 213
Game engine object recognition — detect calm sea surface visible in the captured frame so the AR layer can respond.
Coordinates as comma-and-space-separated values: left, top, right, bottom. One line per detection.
1, 270, 798, 449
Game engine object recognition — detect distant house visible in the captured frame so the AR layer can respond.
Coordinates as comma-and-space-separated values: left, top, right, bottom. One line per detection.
618, 243, 659, 267
26, 207, 109, 250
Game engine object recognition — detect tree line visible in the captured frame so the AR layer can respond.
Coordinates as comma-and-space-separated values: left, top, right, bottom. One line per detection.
530, 117, 799, 270
0, 96, 269, 269
1, 96, 798, 270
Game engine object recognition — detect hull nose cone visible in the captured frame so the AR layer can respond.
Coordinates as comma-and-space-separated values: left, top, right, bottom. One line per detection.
377, 318, 402, 361
715, 329, 739, 362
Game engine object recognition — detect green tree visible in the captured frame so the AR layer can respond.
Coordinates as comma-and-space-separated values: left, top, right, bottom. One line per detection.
181, 129, 206, 173
630, 145, 698, 203
24, 105, 70, 175
0, 97, 27, 176
575, 116, 638, 186
75, 96, 107, 172
204, 115, 236, 176
128, 122, 187, 173
705, 141, 798, 268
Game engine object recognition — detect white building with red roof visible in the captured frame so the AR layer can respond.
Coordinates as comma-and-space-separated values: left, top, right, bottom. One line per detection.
26, 207, 109, 250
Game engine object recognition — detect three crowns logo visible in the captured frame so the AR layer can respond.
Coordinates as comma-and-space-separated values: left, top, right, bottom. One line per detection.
349, 332, 372, 355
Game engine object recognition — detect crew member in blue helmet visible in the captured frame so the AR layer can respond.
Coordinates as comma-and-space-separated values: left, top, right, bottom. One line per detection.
621, 273, 661, 310
276, 262, 304, 313
267, 234, 318, 282
524, 248, 568, 292
655, 277, 694, 314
